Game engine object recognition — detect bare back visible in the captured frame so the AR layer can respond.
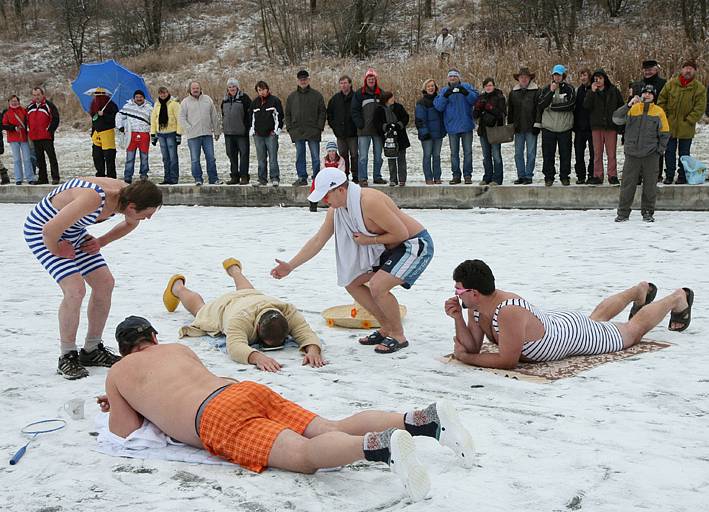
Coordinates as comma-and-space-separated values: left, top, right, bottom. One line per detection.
472, 290, 545, 348
360, 188, 424, 245
107, 344, 234, 447
50, 177, 126, 222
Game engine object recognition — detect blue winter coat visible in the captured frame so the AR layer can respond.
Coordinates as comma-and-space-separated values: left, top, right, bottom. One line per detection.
433, 82, 479, 134
415, 95, 446, 140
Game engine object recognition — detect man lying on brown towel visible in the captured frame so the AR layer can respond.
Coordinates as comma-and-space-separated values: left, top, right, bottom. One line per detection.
446, 259, 693, 370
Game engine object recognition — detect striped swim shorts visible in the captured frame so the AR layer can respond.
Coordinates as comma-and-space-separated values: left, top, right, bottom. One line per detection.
374, 229, 434, 289
197, 381, 317, 472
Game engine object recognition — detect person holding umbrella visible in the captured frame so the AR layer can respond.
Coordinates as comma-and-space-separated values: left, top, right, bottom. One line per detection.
89, 88, 118, 179
71, 60, 155, 181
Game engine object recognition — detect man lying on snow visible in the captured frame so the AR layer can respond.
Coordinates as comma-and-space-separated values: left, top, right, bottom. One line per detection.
162, 258, 323, 372
97, 316, 474, 502
445, 259, 693, 369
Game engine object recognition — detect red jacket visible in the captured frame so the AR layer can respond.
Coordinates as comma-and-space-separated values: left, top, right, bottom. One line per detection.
2, 106, 29, 143
27, 98, 60, 141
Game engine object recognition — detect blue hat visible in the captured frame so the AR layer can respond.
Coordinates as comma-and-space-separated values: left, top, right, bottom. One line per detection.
551, 64, 567, 76
326, 141, 338, 152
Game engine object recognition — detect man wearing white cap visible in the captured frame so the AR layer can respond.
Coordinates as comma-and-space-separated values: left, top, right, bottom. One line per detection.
271, 169, 434, 354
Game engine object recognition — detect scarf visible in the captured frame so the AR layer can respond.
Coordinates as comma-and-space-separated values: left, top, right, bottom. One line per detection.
678, 75, 694, 87
90, 95, 110, 115
420, 92, 436, 108
158, 95, 171, 129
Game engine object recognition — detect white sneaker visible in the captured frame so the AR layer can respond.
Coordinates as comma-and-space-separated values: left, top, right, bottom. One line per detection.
389, 430, 430, 502
271, 179, 280, 187
436, 400, 475, 468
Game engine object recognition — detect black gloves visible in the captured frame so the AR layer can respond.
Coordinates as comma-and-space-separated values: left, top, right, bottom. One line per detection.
443, 88, 454, 98
175, 135, 182, 145
459, 87, 469, 96
151, 134, 158, 146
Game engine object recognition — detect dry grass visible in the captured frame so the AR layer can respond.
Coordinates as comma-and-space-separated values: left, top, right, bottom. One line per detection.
4, 23, 704, 128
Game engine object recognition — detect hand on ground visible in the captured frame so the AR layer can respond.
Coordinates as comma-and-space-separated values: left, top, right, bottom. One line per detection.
303, 351, 327, 368
255, 354, 281, 372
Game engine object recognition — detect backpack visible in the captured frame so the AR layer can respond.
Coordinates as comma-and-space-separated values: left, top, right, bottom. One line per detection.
383, 124, 399, 158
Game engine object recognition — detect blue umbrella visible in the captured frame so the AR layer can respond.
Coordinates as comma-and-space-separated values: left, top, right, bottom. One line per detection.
71, 59, 153, 113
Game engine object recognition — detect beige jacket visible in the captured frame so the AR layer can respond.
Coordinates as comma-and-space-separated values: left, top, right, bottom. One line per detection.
178, 289, 320, 364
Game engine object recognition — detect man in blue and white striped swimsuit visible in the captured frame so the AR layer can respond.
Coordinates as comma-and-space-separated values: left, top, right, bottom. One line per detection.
25, 179, 110, 282
24, 177, 162, 379
445, 259, 693, 370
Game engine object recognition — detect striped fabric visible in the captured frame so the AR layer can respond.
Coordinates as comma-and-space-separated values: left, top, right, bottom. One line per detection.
478, 298, 624, 362
198, 381, 316, 472
378, 229, 434, 289
24, 178, 108, 282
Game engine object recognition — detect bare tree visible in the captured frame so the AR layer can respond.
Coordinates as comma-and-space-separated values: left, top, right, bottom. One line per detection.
604, 0, 627, 17
59, 0, 98, 68
143, 0, 163, 47
680, 0, 707, 43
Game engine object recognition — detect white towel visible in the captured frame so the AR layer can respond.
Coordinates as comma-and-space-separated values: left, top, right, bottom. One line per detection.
333, 183, 385, 286
93, 413, 231, 465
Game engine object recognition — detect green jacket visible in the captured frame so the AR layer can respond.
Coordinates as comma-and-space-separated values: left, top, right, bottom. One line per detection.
657, 76, 707, 139
285, 86, 326, 142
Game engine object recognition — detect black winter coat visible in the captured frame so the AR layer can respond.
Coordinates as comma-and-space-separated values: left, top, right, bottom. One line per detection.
507, 84, 539, 133
374, 102, 410, 150
574, 84, 592, 132
583, 84, 624, 131
250, 94, 284, 137
473, 89, 506, 137
326, 91, 357, 138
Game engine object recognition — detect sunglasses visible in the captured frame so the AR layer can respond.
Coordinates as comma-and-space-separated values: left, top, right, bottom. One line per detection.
454, 286, 472, 309
454, 286, 473, 296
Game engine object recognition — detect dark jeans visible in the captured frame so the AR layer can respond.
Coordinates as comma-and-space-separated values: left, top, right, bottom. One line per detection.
92, 145, 116, 179
617, 153, 659, 217
33, 139, 59, 182
573, 129, 594, 181
387, 150, 407, 184
541, 129, 572, 182
254, 134, 279, 182
336, 136, 358, 179
158, 132, 179, 183
479, 134, 503, 184
225, 134, 250, 179
295, 139, 320, 180
421, 137, 443, 181
664, 137, 692, 181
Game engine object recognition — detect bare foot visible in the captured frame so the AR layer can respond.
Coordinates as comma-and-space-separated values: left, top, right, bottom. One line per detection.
633, 281, 651, 307
171, 278, 185, 294
226, 264, 242, 278
669, 288, 690, 331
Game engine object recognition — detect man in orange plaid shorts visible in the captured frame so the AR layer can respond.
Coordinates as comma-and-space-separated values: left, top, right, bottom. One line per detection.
98, 316, 475, 502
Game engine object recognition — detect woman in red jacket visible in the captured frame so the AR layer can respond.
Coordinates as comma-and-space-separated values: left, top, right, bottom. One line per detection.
2, 95, 36, 184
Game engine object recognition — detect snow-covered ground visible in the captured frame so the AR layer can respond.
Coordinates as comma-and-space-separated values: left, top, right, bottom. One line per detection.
0, 205, 708, 511
5, 123, 708, 186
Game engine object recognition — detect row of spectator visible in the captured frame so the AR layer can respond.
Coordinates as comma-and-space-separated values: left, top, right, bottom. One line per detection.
1, 60, 707, 187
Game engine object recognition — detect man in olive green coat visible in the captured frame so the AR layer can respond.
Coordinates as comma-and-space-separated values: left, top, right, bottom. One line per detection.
657, 59, 707, 184
285, 69, 327, 186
